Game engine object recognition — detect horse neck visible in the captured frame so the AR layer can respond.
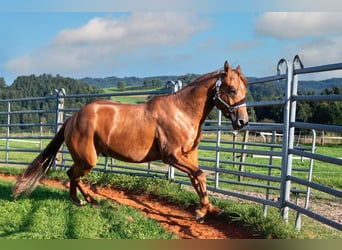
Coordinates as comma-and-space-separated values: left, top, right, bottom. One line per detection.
175, 71, 219, 124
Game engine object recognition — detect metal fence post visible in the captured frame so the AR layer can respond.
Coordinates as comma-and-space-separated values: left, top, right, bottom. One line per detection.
53, 88, 66, 170
167, 80, 182, 181
5, 101, 10, 162
278, 58, 293, 223
263, 130, 276, 217
292, 55, 304, 230
214, 110, 222, 188
54, 88, 66, 133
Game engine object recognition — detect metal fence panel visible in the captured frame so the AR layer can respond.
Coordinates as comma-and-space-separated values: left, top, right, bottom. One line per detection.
0, 55, 341, 231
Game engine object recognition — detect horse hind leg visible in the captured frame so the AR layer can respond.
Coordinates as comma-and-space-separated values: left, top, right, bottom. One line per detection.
67, 164, 98, 206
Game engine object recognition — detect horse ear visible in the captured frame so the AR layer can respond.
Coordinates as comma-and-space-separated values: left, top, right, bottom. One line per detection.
236, 65, 242, 75
224, 60, 229, 73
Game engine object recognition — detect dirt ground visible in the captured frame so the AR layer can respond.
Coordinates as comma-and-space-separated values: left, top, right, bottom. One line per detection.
0, 174, 260, 239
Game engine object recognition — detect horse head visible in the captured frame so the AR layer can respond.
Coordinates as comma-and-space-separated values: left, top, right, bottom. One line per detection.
213, 61, 249, 130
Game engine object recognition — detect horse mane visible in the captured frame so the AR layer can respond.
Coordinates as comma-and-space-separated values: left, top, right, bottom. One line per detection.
173, 70, 219, 95
190, 70, 220, 85
192, 68, 248, 87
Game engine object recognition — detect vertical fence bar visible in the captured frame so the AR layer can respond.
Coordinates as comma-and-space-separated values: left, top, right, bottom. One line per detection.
214, 110, 222, 188
278, 59, 293, 222
291, 55, 305, 230
5, 102, 10, 162
54, 88, 66, 170
238, 130, 249, 182
282, 56, 302, 224
167, 81, 182, 181
39, 122, 43, 151
263, 130, 276, 217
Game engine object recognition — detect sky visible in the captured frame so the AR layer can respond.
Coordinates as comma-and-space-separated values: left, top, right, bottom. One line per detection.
1, 0, 342, 85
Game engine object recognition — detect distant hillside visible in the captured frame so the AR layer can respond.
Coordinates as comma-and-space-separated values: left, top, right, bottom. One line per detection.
79, 74, 200, 88
1, 74, 103, 99
0, 73, 341, 130
298, 78, 342, 94
80, 74, 342, 96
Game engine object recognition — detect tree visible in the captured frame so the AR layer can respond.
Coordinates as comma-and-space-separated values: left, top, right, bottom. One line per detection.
0, 77, 6, 88
296, 102, 312, 122
117, 80, 126, 91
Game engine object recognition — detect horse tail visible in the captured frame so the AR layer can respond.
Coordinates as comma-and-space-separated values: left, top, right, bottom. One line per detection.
13, 118, 69, 197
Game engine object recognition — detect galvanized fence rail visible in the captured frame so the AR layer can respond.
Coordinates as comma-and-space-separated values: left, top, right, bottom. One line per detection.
0, 55, 341, 231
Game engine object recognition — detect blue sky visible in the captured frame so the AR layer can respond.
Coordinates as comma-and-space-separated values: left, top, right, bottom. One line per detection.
1, 1, 342, 84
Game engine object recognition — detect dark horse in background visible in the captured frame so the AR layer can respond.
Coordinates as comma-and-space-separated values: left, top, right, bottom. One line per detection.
13, 60, 249, 222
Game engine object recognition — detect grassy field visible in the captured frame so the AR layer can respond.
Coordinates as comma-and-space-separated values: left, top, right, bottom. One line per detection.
0, 169, 294, 239
1, 135, 341, 199
197, 134, 342, 191
102, 86, 161, 104
0, 168, 341, 239
110, 95, 148, 104
0, 134, 341, 239
0, 178, 175, 239
1, 135, 341, 192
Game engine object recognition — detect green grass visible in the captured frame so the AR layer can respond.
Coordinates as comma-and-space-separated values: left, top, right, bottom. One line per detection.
102, 86, 160, 104
1, 168, 341, 238
198, 139, 342, 192
60, 171, 342, 239
110, 95, 148, 104
0, 178, 175, 239
0, 168, 297, 239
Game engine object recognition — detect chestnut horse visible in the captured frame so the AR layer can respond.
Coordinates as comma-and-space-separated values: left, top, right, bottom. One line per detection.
13, 60, 248, 222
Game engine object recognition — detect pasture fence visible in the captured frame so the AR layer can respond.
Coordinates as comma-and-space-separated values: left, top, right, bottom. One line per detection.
0, 55, 341, 232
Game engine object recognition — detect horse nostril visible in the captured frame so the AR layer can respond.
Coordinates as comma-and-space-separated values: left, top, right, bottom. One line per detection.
238, 119, 247, 127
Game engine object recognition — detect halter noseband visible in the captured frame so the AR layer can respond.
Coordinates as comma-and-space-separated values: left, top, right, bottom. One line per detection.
213, 76, 246, 114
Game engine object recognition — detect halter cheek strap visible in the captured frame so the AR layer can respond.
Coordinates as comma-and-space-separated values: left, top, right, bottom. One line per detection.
213, 79, 246, 113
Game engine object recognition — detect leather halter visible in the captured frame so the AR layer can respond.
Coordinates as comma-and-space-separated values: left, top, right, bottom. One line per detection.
213, 75, 246, 114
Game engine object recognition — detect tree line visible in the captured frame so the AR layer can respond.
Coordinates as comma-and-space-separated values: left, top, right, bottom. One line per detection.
0, 74, 104, 133
0, 74, 341, 133
248, 82, 342, 126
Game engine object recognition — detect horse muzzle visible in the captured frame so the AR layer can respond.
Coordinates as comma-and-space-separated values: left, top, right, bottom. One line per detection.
229, 112, 249, 130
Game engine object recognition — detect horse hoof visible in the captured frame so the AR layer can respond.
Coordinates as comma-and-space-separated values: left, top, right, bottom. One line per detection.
213, 208, 224, 216
75, 200, 86, 206
208, 204, 223, 216
196, 215, 205, 224
195, 209, 206, 223
86, 195, 99, 206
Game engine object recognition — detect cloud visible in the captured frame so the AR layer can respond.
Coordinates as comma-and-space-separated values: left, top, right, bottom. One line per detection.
269, 0, 342, 11
5, 13, 210, 77
297, 36, 342, 66
255, 12, 342, 39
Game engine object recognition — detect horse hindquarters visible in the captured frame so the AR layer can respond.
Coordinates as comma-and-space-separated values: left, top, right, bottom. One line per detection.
64, 114, 99, 205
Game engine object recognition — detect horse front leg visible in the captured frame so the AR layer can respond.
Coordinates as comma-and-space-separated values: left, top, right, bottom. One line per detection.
170, 151, 222, 222
189, 170, 223, 222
